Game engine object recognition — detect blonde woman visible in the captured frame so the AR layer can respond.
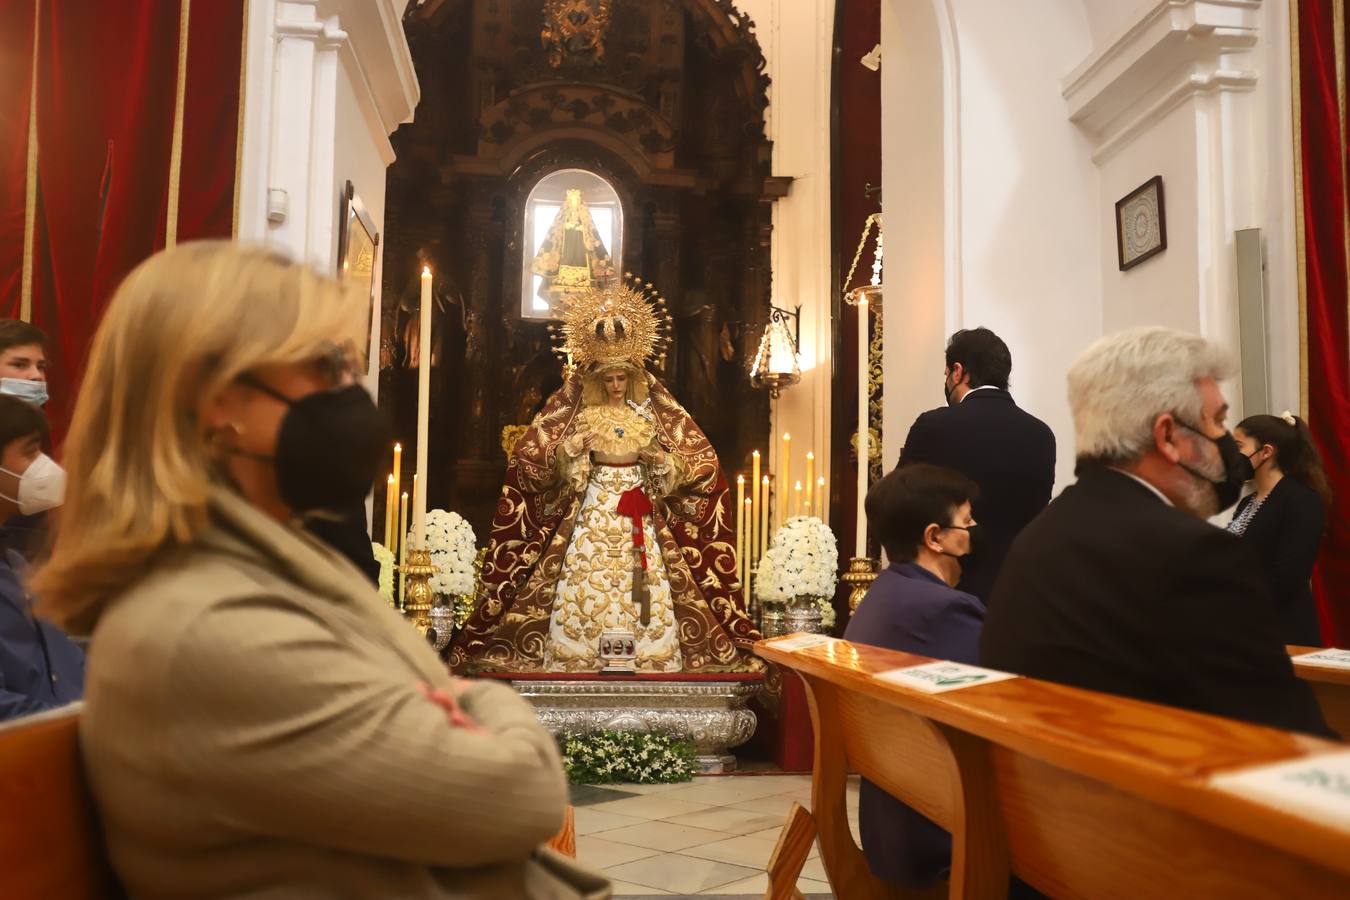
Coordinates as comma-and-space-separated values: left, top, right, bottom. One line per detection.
35, 243, 601, 899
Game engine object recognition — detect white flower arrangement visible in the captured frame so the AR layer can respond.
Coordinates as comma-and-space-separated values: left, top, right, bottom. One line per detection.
409, 509, 478, 598
371, 541, 395, 607
559, 730, 697, 785
755, 515, 838, 603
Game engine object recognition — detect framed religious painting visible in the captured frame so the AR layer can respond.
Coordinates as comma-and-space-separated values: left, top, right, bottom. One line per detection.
520, 168, 624, 320
337, 180, 380, 372
1115, 175, 1167, 271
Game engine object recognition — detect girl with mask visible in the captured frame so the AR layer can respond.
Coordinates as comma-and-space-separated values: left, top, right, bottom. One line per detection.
33, 243, 598, 899
1228, 412, 1332, 646
0, 394, 81, 720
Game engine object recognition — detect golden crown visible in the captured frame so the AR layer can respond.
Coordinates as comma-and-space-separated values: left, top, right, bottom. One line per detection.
550, 274, 672, 370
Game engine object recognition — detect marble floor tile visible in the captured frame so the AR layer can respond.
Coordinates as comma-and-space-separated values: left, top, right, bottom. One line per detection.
605, 853, 761, 895
574, 835, 660, 869
800, 856, 830, 883
585, 794, 716, 821
727, 793, 803, 817
745, 826, 820, 858
573, 808, 645, 836
610, 880, 673, 896
591, 820, 735, 852
661, 777, 802, 806
705, 872, 833, 895
603, 781, 698, 795
662, 806, 791, 836
569, 784, 642, 807
679, 833, 778, 869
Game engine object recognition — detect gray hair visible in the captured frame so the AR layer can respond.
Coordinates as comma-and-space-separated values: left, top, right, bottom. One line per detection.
1067, 327, 1235, 463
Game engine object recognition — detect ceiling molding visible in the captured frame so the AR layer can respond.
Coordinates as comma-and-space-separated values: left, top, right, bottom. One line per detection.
1063, 0, 1261, 163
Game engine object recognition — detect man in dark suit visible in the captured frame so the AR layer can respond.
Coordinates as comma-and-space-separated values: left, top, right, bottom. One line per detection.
844, 463, 984, 888
982, 327, 1331, 738
898, 327, 1055, 603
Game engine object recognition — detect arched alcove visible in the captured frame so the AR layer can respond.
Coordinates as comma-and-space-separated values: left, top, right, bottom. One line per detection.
380, 0, 787, 539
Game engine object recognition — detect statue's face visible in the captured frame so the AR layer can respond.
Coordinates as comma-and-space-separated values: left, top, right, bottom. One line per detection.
602, 369, 628, 402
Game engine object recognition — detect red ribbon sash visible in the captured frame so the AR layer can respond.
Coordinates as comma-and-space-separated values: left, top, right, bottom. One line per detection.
616, 486, 653, 569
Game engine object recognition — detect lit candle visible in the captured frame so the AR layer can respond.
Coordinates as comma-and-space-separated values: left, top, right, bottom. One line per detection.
415, 266, 432, 546
761, 475, 771, 556
398, 490, 409, 605
818, 476, 827, 530
736, 475, 745, 594
751, 450, 761, 569
794, 480, 803, 518
392, 442, 402, 494
856, 295, 869, 556
805, 451, 815, 516
743, 496, 753, 601
384, 474, 396, 549
780, 433, 791, 524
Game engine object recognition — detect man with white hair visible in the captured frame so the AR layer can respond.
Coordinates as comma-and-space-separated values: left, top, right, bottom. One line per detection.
980, 327, 1330, 736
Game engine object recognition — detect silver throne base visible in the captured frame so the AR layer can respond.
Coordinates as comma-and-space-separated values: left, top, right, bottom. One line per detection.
508, 676, 762, 774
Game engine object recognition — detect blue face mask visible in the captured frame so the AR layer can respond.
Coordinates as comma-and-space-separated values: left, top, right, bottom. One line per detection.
0, 378, 47, 407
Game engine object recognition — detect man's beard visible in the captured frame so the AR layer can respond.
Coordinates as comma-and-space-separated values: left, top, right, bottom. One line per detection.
1176, 438, 1224, 518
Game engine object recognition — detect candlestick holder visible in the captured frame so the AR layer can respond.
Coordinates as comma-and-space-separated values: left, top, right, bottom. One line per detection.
842, 556, 880, 613
402, 547, 441, 640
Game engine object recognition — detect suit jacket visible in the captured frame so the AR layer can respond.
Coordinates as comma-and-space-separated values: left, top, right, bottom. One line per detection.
0, 549, 84, 721
898, 389, 1056, 602
981, 467, 1331, 737
843, 562, 985, 888
1232, 477, 1325, 646
80, 487, 596, 899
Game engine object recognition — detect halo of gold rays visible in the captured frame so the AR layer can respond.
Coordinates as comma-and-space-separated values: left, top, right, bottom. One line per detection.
548, 273, 672, 371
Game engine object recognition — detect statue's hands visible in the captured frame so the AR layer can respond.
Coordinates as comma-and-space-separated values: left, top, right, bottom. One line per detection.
639, 446, 667, 469
564, 430, 597, 457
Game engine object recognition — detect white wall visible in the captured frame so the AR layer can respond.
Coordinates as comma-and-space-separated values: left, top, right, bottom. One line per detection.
882, 0, 1100, 493
236, 0, 417, 394
1066, 0, 1297, 420
737, 0, 836, 489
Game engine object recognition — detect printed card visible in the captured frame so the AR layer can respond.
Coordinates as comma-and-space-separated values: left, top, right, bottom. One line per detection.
1210, 750, 1350, 829
1292, 648, 1350, 671
874, 661, 1019, 694
771, 634, 837, 652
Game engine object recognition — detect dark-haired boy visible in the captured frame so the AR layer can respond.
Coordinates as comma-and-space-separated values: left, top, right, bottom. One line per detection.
844, 463, 984, 890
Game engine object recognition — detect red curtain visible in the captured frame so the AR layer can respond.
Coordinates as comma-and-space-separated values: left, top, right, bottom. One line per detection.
1294, 0, 1350, 645
0, 0, 38, 316
0, 0, 247, 434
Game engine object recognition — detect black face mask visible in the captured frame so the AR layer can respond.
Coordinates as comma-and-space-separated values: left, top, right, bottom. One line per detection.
1176, 421, 1253, 511
943, 374, 959, 407
238, 379, 389, 513
940, 523, 980, 561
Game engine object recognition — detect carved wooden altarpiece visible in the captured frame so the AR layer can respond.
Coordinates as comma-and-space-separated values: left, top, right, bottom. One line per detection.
380, 0, 789, 540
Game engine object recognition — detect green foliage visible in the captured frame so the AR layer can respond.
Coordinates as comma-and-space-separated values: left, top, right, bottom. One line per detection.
558, 729, 698, 785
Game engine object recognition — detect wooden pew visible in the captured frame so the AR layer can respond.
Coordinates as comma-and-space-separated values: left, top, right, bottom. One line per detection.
0, 705, 123, 900
1290, 645, 1350, 739
758, 636, 1350, 900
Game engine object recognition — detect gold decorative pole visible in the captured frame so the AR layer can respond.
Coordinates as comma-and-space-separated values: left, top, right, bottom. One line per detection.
402, 547, 439, 638
843, 556, 880, 613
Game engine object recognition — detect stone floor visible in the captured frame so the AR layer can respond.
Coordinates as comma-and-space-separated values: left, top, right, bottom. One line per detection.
571, 773, 860, 897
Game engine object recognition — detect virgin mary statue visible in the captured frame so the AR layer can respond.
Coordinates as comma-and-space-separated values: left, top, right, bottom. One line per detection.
448, 279, 760, 674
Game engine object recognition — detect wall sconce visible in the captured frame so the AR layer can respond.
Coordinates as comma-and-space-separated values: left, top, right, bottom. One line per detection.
750, 304, 802, 398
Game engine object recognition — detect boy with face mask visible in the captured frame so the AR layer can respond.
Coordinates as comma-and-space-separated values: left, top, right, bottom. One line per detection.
844, 463, 985, 889
0, 395, 82, 720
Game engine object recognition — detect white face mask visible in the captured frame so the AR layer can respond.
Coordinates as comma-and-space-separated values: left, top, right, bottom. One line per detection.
0, 453, 66, 514
0, 377, 48, 407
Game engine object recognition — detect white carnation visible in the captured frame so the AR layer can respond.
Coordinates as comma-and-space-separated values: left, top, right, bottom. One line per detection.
757, 516, 838, 600
409, 509, 478, 598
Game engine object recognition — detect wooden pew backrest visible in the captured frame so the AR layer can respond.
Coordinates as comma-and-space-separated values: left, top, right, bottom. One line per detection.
762, 637, 1350, 900
1289, 645, 1350, 739
0, 707, 121, 900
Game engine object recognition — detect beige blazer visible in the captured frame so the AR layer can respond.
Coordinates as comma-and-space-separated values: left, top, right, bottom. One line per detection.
80, 487, 601, 899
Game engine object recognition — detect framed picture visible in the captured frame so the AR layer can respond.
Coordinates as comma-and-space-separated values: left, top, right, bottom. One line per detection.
1115, 175, 1167, 270
337, 180, 380, 372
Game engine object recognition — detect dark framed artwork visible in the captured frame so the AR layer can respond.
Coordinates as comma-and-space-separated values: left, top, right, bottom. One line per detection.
337, 180, 380, 372
1115, 175, 1167, 271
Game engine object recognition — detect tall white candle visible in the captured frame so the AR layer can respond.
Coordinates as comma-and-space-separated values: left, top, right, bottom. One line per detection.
856, 295, 869, 556
415, 266, 432, 546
